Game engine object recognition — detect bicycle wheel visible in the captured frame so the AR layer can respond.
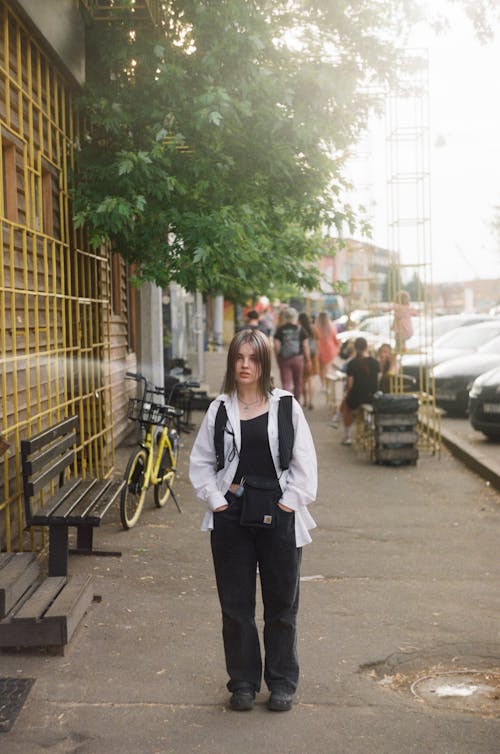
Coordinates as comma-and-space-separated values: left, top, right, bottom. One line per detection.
121, 447, 149, 529
154, 438, 179, 508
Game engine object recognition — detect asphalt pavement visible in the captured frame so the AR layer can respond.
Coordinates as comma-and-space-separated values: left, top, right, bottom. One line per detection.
2, 353, 500, 753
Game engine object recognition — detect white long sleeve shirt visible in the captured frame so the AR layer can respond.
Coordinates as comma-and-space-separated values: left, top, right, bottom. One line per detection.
189, 388, 317, 546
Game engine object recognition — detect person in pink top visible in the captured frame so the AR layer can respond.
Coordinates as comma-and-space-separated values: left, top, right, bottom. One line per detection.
391, 291, 416, 352
316, 311, 340, 389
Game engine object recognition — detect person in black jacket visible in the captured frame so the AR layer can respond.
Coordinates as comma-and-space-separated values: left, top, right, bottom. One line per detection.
239, 309, 270, 336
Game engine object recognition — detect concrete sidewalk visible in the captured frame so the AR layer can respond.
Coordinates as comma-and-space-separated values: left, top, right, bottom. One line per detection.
3, 352, 500, 753
440, 415, 500, 493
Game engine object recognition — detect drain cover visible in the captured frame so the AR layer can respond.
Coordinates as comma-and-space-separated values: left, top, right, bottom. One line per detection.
411, 671, 500, 713
0, 677, 35, 732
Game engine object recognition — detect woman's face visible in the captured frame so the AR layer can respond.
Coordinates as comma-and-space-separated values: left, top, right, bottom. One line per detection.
234, 342, 261, 388
378, 345, 391, 362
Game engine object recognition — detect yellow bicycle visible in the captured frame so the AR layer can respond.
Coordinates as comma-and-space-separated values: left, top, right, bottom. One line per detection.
120, 372, 186, 529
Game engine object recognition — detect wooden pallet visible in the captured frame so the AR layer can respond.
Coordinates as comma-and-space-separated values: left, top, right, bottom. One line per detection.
0, 553, 94, 651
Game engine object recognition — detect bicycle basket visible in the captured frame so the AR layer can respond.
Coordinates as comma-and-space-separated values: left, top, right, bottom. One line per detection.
127, 398, 169, 426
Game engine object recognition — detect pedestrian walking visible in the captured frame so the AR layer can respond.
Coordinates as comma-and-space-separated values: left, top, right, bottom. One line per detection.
239, 308, 270, 335
316, 311, 340, 390
189, 328, 317, 713
298, 311, 319, 409
273, 306, 311, 401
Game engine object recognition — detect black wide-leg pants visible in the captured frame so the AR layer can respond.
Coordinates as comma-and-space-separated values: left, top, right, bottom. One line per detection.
210, 493, 302, 694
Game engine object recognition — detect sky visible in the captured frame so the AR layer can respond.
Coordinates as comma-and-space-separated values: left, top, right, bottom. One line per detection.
346, 2, 500, 284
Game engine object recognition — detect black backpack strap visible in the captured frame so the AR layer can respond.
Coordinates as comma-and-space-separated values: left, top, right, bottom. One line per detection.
214, 401, 228, 471
278, 395, 294, 470
215, 396, 294, 472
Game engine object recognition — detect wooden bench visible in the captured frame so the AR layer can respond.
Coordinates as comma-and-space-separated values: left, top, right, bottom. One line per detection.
21, 416, 125, 577
0, 553, 94, 652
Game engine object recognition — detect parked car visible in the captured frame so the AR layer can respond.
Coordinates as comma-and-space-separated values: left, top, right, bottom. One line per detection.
355, 312, 490, 354
431, 335, 500, 415
404, 313, 494, 352
469, 366, 500, 439
333, 309, 372, 333
339, 314, 397, 352
359, 314, 393, 339
337, 328, 385, 351
402, 320, 500, 387
349, 309, 372, 326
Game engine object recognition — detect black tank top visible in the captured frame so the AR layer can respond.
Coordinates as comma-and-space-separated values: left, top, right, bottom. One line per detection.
232, 412, 277, 483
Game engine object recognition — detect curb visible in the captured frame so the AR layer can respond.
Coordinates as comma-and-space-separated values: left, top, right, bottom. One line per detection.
440, 426, 500, 492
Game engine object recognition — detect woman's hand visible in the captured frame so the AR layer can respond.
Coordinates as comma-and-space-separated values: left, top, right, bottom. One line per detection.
278, 503, 293, 513
214, 504, 229, 512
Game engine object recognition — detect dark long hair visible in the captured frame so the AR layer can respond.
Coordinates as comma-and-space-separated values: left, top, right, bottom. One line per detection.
354, 337, 368, 354
222, 329, 273, 398
353, 336, 370, 374
298, 311, 313, 338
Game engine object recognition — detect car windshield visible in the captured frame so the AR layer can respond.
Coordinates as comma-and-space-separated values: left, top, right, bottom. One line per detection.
435, 324, 500, 349
478, 335, 500, 355
359, 315, 392, 336
406, 316, 487, 347
432, 317, 481, 338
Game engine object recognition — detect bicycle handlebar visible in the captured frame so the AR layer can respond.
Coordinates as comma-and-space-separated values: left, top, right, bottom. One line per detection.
126, 371, 144, 380
183, 379, 201, 389
126, 371, 200, 407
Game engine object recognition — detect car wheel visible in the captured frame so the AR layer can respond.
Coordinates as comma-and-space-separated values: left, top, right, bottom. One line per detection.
481, 430, 500, 441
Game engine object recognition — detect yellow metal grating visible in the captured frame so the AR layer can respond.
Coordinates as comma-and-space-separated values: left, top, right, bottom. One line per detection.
0, 2, 115, 553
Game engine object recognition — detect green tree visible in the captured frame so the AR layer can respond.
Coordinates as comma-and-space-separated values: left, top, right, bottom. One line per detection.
74, 1, 418, 299
456, 0, 500, 41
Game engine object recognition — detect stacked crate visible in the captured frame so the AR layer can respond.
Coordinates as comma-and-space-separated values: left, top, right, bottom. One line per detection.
372, 393, 419, 465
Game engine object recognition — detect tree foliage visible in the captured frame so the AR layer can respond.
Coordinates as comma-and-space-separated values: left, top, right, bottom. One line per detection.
456, 0, 500, 42
74, 1, 418, 298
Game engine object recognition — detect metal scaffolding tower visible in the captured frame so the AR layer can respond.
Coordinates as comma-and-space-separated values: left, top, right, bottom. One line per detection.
386, 49, 441, 454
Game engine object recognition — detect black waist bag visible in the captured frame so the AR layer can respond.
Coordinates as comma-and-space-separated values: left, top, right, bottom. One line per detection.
240, 475, 282, 529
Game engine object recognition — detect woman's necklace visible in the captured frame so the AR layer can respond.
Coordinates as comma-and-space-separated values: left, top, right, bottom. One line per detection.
237, 395, 262, 411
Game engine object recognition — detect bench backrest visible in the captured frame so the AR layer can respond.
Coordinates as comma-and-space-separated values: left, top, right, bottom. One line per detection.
20, 416, 78, 525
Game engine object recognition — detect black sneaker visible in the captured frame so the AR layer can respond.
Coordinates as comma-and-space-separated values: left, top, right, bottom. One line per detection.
229, 688, 255, 711
267, 690, 293, 712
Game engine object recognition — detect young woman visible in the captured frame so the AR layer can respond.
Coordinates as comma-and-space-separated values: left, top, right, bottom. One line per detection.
377, 342, 398, 393
189, 328, 317, 713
